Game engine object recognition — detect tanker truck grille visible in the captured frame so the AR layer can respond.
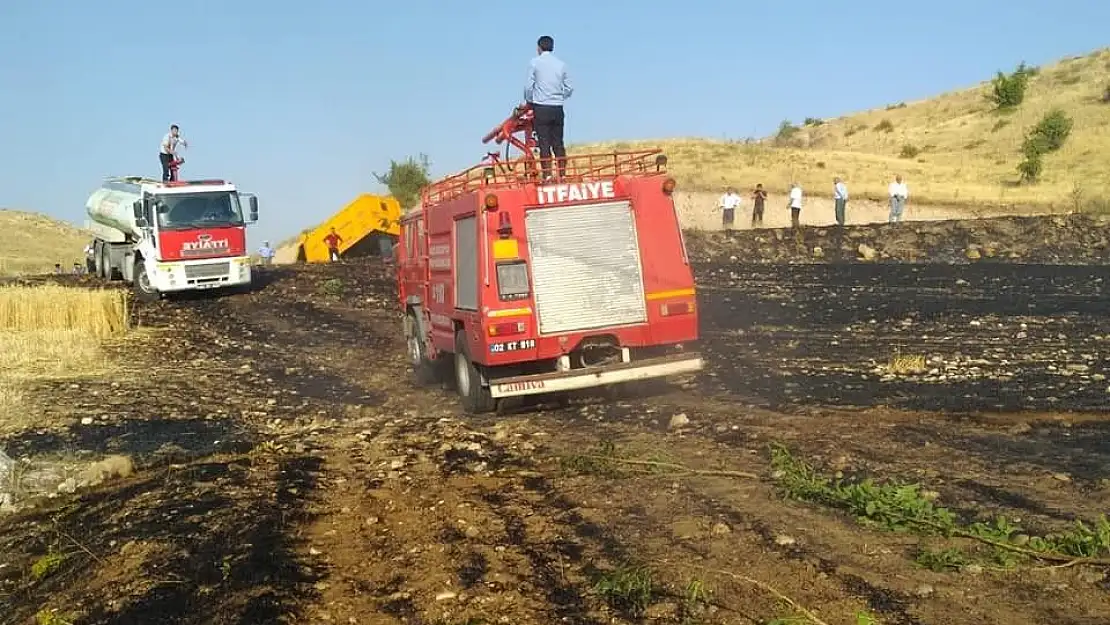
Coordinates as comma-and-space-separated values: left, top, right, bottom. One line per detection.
184, 262, 231, 281
524, 200, 647, 335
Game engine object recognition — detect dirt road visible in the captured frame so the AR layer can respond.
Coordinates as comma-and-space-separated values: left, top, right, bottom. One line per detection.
2, 218, 1109, 625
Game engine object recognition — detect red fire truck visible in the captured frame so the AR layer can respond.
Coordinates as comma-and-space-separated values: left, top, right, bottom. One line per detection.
396, 104, 703, 413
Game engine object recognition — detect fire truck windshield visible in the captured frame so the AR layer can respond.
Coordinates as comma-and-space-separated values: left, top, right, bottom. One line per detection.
153, 191, 245, 230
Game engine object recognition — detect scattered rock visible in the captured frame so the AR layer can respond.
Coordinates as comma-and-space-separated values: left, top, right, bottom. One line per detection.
858, 244, 878, 261
774, 534, 796, 547
668, 413, 690, 430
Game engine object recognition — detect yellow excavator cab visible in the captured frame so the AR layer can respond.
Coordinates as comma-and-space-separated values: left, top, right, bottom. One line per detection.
296, 194, 402, 262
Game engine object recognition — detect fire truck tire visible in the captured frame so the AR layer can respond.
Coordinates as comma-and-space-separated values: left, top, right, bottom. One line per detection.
454, 331, 497, 414
132, 259, 160, 302
405, 312, 440, 386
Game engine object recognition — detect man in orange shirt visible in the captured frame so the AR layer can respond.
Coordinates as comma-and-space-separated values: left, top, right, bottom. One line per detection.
323, 228, 343, 262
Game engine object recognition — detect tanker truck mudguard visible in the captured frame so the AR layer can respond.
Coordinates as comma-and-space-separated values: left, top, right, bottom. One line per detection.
85, 176, 259, 302
396, 103, 703, 413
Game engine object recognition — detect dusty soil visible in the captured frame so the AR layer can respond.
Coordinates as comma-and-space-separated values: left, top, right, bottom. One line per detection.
2, 215, 1109, 625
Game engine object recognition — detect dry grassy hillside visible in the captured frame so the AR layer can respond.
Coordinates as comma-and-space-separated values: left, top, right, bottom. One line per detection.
577, 47, 1110, 213
0, 210, 89, 276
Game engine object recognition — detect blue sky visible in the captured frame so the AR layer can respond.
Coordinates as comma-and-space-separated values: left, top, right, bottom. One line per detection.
2, 1, 1108, 249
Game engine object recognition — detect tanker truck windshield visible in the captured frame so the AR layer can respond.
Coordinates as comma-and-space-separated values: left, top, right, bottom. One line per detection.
154, 191, 245, 230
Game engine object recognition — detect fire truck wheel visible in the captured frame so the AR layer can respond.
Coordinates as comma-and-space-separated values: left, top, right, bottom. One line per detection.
454, 331, 497, 414
405, 312, 439, 386
132, 259, 160, 303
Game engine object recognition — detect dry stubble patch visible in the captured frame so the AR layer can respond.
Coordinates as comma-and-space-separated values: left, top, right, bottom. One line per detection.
0, 285, 130, 428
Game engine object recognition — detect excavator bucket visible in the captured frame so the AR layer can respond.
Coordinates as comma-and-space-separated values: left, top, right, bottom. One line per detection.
296, 194, 402, 263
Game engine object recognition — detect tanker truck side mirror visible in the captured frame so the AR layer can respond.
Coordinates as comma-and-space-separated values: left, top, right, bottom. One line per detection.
248, 196, 259, 223
132, 201, 148, 228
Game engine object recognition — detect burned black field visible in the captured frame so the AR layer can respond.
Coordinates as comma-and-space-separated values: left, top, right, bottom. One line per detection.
3, 215, 1110, 625
695, 262, 1110, 413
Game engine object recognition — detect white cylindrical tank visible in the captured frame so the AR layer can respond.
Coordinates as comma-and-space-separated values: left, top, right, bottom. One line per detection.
85, 185, 143, 239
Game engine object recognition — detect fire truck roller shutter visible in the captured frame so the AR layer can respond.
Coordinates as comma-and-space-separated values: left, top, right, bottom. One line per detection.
455, 215, 479, 311
525, 200, 648, 335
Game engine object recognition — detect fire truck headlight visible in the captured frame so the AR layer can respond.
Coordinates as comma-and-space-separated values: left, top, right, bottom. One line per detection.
662, 178, 676, 195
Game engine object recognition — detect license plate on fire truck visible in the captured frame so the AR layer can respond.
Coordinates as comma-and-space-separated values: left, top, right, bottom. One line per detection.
489, 339, 537, 353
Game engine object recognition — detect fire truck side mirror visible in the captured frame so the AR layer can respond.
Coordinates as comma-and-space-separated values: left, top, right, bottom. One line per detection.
248, 196, 259, 222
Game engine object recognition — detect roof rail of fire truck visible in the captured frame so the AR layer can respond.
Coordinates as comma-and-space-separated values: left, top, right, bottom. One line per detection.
107, 176, 227, 187
422, 103, 669, 206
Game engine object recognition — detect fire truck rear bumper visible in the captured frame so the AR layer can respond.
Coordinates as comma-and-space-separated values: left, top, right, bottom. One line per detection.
488, 352, 704, 399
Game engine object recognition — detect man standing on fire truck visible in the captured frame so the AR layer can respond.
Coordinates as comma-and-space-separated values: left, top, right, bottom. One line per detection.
159, 124, 187, 182
525, 35, 573, 181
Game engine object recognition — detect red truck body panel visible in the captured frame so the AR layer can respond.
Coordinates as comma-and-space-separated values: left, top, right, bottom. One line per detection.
157, 226, 248, 261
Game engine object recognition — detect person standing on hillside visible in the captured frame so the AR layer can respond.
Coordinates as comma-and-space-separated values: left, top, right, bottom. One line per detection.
159, 124, 188, 182
525, 35, 573, 181
323, 228, 343, 262
751, 184, 767, 228
888, 174, 909, 223
717, 187, 741, 232
833, 177, 849, 226
788, 182, 804, 228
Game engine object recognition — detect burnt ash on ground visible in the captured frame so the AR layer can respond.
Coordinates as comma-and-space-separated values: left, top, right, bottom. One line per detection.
2, 214, 1110, 625
695, 262, 1110, 413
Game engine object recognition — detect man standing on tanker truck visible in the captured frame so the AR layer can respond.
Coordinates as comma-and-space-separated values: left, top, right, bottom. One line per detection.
159, 124, 188, 182
525, 35, 573, 181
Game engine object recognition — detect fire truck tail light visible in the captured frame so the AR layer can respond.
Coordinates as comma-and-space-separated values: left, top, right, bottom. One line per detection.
489, 321, 525, 336
661, 301, 693, 316
497, 211, 513, 238
662, 178, 677, 195
484, 194, 499, 210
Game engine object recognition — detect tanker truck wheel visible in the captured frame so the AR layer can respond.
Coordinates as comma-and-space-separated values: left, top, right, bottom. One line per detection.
133, 259, 161, 303
454, 331, 497, 414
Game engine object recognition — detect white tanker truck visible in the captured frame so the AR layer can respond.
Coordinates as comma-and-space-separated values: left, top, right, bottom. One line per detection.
85, 176, 259, 301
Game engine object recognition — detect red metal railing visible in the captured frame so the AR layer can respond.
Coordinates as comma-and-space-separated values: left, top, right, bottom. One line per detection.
421, 103, 669, 206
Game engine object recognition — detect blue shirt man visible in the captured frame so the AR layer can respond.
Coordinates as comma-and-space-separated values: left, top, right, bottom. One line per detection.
258, 241, 275, 265
525, 35, 573, 180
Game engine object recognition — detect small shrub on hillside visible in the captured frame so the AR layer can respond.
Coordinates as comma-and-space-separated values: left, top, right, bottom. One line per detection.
875, 119, 894, 132
899, 144, 921, 158
1102, 84, 1110, 103
1017, 153, 1043, 184
1022, 108, 1073, 158
991, 119, 1009, 132
776, 120, 799, 142
886, 102, 907, 110
989, 62, 1034, 110
803, 117, 824, 126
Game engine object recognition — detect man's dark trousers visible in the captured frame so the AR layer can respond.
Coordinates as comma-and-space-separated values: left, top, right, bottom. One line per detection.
159, 153, 174, 182
532, 103, 566, 180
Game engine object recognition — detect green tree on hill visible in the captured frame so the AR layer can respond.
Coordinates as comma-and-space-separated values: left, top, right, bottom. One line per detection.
989, 62, 1035, 110
374, 154, 432, 210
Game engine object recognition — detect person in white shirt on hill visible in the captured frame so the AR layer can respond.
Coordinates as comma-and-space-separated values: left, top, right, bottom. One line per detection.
717, 187, 741, 231
833, 177, 849, 226
888, 174, 909, 223
788, 182, 803, 228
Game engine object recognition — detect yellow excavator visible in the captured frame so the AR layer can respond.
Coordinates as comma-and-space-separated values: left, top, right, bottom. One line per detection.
295, 194, 402, 262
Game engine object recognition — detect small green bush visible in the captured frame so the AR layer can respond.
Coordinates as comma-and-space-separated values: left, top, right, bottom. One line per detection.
1017, 153, 1043, 184
875, 119, 894, 132
989, 62, 1034, 110
899, 144, 921, 159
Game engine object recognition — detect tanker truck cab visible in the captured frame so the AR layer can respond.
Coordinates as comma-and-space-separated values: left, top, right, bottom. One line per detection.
85, 177, 260, 301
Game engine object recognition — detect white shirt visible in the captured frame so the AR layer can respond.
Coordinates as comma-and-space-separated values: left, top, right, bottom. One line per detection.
718, 192, 742, 210
789, 186, 803, 209
160, 133, 185, 155
889, 181, 908, 199
834, 182, 848, 201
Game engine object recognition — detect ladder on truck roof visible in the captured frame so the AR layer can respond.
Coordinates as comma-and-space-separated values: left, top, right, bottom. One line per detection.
422, 103, 670, 205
